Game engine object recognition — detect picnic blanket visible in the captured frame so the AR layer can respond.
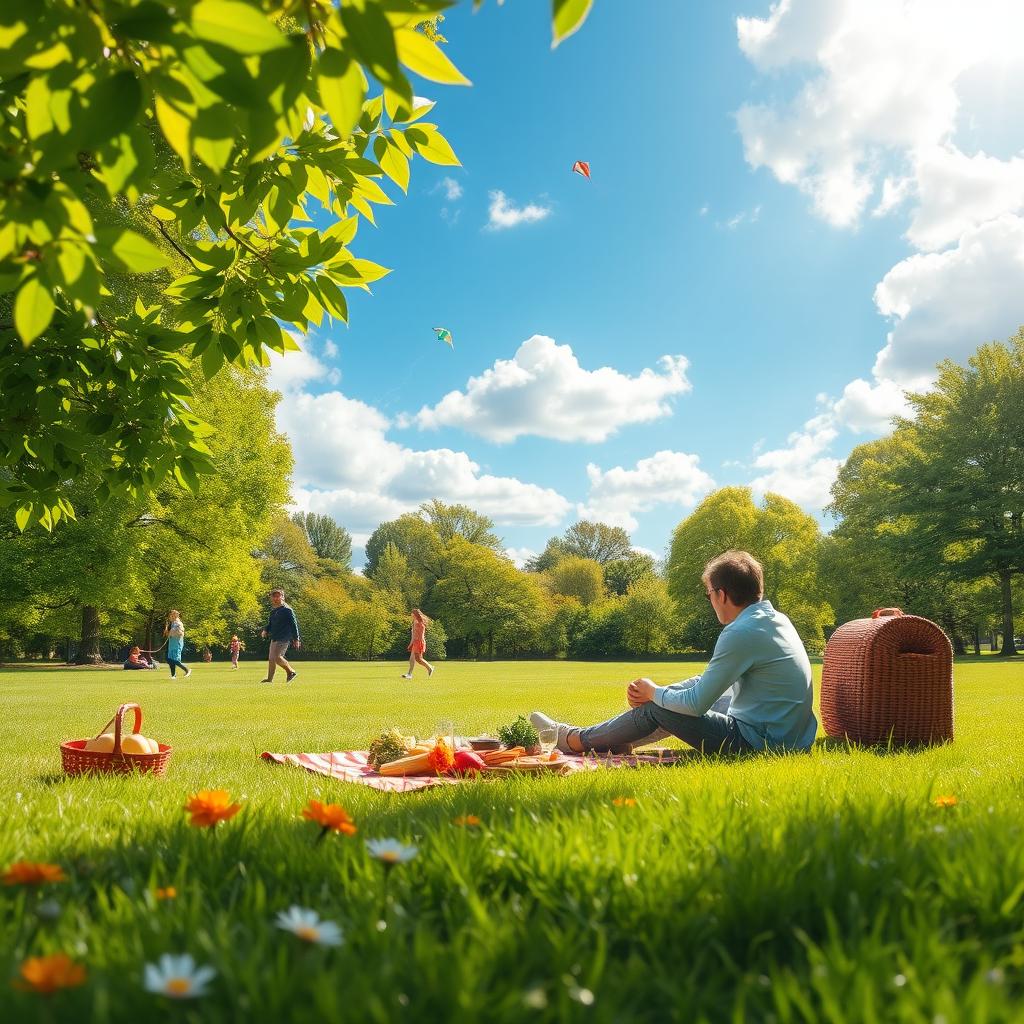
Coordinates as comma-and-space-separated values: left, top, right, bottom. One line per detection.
260, 749, 683, 793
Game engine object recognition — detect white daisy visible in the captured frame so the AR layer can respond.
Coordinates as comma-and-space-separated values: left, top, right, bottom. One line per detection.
274, 906, 344, 946
143, 954, 215, 1000
365, 838, 419, 865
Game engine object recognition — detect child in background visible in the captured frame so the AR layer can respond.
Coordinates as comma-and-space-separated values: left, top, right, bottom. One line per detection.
401, 609, 434, 679
229, 635, 242, 669
123, 646, 154, 670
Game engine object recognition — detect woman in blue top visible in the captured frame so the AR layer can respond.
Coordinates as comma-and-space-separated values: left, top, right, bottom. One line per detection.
163, 610, 192, 679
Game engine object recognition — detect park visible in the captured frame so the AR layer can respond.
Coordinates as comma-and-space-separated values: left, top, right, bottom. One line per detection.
2, 1, 1024, 1022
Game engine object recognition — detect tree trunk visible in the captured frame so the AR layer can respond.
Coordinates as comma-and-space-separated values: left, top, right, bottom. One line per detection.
74, 605, 104, 664
998, 570, 1017, 656
973, 624, 981, 656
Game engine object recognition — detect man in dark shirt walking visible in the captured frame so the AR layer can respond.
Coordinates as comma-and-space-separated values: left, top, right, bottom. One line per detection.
260, 588, 301, 684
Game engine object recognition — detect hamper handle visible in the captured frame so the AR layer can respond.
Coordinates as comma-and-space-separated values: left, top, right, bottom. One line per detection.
94, 703, 143, 756
871, 607, 904, 619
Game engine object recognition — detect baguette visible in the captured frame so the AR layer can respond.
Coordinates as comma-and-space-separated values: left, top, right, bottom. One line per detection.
378, 751, 434, 776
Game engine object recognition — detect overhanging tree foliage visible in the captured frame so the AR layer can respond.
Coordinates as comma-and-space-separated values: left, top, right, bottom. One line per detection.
0, 0, 593, 531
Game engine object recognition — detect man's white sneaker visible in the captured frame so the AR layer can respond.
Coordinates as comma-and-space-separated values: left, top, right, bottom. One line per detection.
185, 668, 192, 679
400, 673, 413, 679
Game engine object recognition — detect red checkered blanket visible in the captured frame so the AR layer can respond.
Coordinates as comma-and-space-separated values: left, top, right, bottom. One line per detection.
260, 749, 680, 793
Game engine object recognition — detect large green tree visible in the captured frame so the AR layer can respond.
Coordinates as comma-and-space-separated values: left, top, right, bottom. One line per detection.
528, 520, 633, 571
667, 487, 834, 654
829, 332, 1024, 655
292, 510, 352, 570
1, 0, 592, 530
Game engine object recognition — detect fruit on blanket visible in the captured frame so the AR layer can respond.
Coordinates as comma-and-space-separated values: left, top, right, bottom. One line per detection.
84, 733, 115, 753
121, 733, 158, 755
453, 750, 485, 776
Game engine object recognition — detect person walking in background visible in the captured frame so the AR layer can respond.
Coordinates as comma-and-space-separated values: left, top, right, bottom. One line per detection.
164, 610, 191, 679
261, 589, 301, 684
229, 634, 242, 669
401, 608, 434, 679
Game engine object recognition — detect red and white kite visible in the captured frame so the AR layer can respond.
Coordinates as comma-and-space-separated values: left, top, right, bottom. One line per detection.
571, 160, 591, 180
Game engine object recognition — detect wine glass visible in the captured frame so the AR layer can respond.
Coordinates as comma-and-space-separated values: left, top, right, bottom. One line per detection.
538, 727, 558, 757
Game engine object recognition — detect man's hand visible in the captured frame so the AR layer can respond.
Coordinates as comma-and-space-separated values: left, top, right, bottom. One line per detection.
261, 629, 267, 639
627, 677, 656, 707
294, 639, 302, 650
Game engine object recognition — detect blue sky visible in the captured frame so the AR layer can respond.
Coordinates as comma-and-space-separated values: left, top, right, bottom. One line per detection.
272, 0, 1024, 565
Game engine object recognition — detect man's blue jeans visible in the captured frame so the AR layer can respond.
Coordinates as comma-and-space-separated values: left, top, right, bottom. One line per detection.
576, 701, 753, 755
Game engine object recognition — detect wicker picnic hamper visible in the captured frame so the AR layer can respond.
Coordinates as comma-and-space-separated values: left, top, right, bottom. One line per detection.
61, 702, 172, 776
821, 608, 953, 745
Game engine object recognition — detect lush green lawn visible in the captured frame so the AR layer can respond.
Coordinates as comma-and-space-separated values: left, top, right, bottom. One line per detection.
1, 658, 1022, 1022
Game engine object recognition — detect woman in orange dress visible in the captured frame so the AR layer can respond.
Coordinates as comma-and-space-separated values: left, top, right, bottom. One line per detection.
401, 609, 434, 679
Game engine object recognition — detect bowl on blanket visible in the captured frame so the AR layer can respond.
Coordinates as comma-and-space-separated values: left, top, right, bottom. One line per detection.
468, 737, 501, 752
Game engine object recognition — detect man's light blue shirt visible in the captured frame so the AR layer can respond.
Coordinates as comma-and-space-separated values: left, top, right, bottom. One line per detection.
651, 600, 817, 751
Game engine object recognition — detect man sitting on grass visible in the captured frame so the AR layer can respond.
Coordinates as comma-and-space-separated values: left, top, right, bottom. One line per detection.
532, 550, 817, 755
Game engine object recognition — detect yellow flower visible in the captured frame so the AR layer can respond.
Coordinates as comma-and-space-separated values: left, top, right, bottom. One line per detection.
301, 800, 357, 836
2, 861, 66, 886
14, 954, 86, 994
612, 797, 637, 808
155, 886, 177, 901
453, 815, 482, 828
933, 794, 958, 808
183, 790, 242, 827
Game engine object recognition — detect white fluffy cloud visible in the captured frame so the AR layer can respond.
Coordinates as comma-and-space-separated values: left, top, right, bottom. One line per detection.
873, 214, 1024, 384
735, 0, 1024, 474
504, 546, 538, 569
409, 335, 692, 443
736, 0, 1023, 229
831, 376, 912, 433
486, 190, 551, 230
440, 176, 463, 201
274, 365, 571, 538
579, 451, 715, 533
749, 412, 842, 509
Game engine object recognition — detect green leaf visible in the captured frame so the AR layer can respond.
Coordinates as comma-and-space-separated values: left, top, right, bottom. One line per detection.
14, 276, 55, 345
374, 136, 410, 192
97, 228, 171, 273
191, 1, 288, 54
155, 93, 193, 169
405, 123, 460, 166
192, 102, 235, 173
79, 70, 142, 147
15, 503, 33, 532
341, 2, 410, 101
552, 0, 594, 47
394, 28, 471, 85
317, 49, 366, 139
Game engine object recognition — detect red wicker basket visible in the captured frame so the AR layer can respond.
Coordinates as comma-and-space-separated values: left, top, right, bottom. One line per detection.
61, 702, 172, 776
821, 608, 954, 746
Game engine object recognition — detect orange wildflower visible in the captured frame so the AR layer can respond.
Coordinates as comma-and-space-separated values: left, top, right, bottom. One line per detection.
612, 797, 637, 808
301, 800, 357, 838
3, 861, 66, 886
427, 739, 456, 775
14, 954, 86, 994
183, 790, 242, 827
154, 886, 177, 901
453, 815, 482, 828
933, 794, 958, 808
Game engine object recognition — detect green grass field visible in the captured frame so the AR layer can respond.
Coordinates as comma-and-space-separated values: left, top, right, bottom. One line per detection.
1, 658, 1022, 1022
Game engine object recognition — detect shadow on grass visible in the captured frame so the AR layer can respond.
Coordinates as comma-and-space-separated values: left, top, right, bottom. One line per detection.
814, 735, 947, 757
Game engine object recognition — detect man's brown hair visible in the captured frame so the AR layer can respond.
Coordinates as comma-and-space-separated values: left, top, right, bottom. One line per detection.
702, 550, 764, 607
